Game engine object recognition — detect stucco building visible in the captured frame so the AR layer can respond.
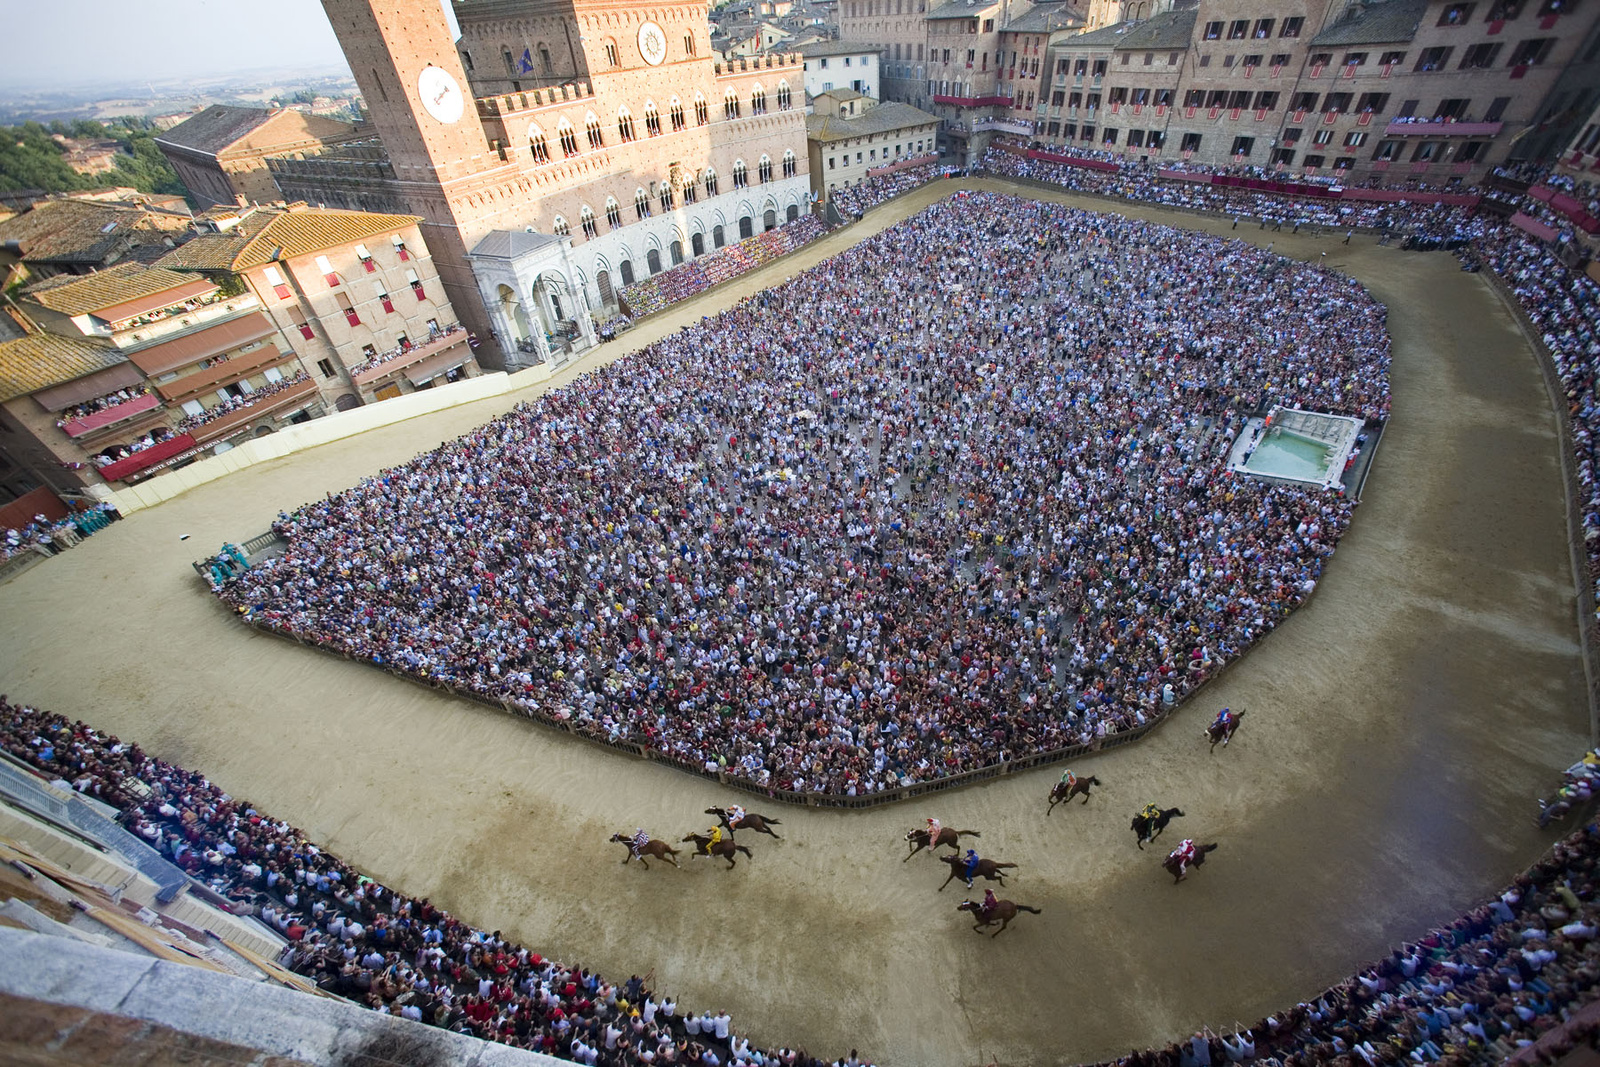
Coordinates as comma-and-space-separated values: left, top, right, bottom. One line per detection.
154, 106, 364, 209
806, 90, 940, 195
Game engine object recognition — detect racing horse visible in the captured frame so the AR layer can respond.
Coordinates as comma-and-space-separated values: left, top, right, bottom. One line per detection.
1163, 841, 1219, 883
610, 833, 681, 870
1131, 806, 1184, 850
706, 807, 782, 839
904, 826, 981, 860
1206, 709, 1246, 752
1047, 775, 1103, 814
681, 832, 754, 869
936, 853, 1018, 891
957, 898, 1042, 937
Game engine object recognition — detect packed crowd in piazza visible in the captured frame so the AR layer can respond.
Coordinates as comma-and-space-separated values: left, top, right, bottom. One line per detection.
216, 192, 1389, 797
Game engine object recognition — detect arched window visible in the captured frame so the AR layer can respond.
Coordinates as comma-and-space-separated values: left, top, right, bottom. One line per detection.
782, 149, 797, 177
713, 224, 725, 248
694, 92, 710, 126
751, 86, 767, 114
732, 159, 748, 188
777, 82, 793, 110
634, 188, 651, 219
644, 101, 662, 136
684, 32, 696, 56
586, 113, 604, 149
605, 198, 623, 228
603, 39, 619, 67
659, 183, 674, 211
758, 155, 773, 183
558, 120, 579, 156
539, 45, 553, 73
669, 97, 686, 131
580, 206, 598, 238
617, 106, 636, 142
724, 88, 741, 120
647, 248, 662, 274
703, 167, 719, 195
552, 216, 570, 236
681, 171, 698, 203
529, 125, 550, 163
692, 231, 705, 256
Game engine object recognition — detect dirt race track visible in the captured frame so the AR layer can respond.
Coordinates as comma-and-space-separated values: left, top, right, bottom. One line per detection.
0, 179, 1591, 1066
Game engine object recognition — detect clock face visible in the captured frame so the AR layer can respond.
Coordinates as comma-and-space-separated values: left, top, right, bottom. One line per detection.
638, 21, 668, 66
417, 66, 465, 125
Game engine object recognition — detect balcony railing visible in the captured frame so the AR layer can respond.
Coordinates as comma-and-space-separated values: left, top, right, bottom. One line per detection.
1383, 119, 1502, 137
188, 378, 320, 445
350, 325, 469, 386
60, 393, 162, 439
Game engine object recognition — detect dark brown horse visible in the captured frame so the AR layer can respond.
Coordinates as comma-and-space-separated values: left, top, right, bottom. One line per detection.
681, 832, 754, 869
610, 833, 680, 870
1131, 806, 1184, 850
1047, 775, 1102, 814
1205, 709, 1246, 752
706, 807, 782, 839
957, 898, 1042, 937
936, 853, 1017, 891
904, 826, 981, 860
1163, 841, 1219, 883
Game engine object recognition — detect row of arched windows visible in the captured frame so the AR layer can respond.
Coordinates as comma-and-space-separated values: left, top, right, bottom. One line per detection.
525, 85, 794, 164
544, 151, 799, 242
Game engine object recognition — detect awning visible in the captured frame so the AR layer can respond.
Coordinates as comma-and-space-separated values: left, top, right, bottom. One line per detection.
95, 278, 217, 325
124, 313, 278, 377
404, 342, 472, 386
155, 346, 297, 404
60, 392, 162, 438
31, 361, 146, 412
98, 432, 197, 482
1511, 212, 1559, 242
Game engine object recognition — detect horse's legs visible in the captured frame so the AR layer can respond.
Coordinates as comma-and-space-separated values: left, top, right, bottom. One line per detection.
639, 857, 650, 870
937, 870, 955, 892
904, 843, 922, 862
992, 918, 1010, 938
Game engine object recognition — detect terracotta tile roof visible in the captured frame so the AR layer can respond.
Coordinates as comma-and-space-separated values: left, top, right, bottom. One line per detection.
0, 334, 127, 403
152, 210, 280, 272
0, 199, 191, 266
807, 101, 940, 141
231, 208, 424, 269
23, 263, 210, 317
153, 106, 276, 157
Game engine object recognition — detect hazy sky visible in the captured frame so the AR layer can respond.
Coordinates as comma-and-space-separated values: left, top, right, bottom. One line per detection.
3, 0, 461, 92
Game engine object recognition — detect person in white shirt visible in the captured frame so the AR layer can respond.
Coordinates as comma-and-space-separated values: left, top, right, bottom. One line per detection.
686, 1012, 702, 1036
714, 1011, 732, 1040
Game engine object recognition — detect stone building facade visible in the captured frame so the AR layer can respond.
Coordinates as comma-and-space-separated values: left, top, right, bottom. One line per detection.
268, 0, 812, 371
155, 107, 364, 208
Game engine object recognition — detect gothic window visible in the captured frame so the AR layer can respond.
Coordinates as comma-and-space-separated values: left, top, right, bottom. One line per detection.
553, 216, 570, 236
580, 206, 598, 237
644, 101, 662, 136
659, 184, 674, 211
684, 32, 696, 56
733, 159, 748, 188
777, 82, 792, 110
682, 176, 697, 203
724, 89, 741, 119
606, 198, 623, 228
618, 106, 637, 142
604, 40, 619, 66
758, 155, 773, 182
782, 149, 797, 177
586, 114, 605, 149
529, 126, 550, 163
703, 167, 718, 195
694, 92, 710, 125
670, 97, 686, 130
751, 86, 767, 114
558, 120, 579, 156
635, 188, 651, 218
539, 45, 553, 72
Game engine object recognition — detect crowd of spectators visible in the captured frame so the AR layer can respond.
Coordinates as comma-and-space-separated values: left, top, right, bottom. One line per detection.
174, 371, 312, 434
1101, 816, 1600, 1067
216, 193, 1388, 796
829, 163, 959, 219
54, 385, 154, 431
0, 695, 867, 1067
347, 324, 467, 379
1, 504, 118, 566
619, 215, 828, 319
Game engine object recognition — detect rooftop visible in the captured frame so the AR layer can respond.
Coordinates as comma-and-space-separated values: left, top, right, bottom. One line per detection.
806, 100, 940, 141
1061, 7, 1198, 50
1003, 3, 1082, 34
798, 39, 885, 57
155, 206, 423, 273
23, 263, 208, 318
926, 0, 1000, 19
468, 229, 566, 261
0, 200, 190, 266
1310, 0, 1428, 45
153, 106, 277, 156
0, 334, 126, 404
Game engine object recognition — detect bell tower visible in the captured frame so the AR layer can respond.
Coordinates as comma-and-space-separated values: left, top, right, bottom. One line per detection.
320, 0, 494, 183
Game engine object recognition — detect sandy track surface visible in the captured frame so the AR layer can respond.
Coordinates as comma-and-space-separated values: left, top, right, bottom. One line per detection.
0, 180, 1587, 1066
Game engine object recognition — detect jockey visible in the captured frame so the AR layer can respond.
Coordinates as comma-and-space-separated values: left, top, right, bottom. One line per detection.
981, 888, 999, 919
1139, 802, 1162, 825
926, 817, 942, 845
1173, 838, 1197, 869
1060, 769, 1078, 790
1214, 707, 1235, 729
726, 804, 746, 827
707, 825, 724, 850
963, 848, 981, 888
631, 828, 649, 857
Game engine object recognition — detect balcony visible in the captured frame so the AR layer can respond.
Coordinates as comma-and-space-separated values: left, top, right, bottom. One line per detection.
124, 312, 280, 378
188, 378, 320, 446
1384, 119, 1502, 137
155, 346, 300, 406
350, 326, 471, 387
60, 393, 163, 439
97, 433, 198, 483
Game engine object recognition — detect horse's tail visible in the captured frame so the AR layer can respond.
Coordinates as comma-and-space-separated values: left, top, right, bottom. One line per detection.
767, 818, 781, 825
737, 845, 753, 857
1015, 905, 1042, 914
959, 829, 982, 838
1088, 776, 1102, 785
994, 862, 1018, 870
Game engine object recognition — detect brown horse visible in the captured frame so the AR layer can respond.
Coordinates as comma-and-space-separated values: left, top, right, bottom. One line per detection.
1131, 806, 1184, 850
936, 853, 1017, 891
610, 833, 680, 870
1163, 842, 1219, 883
1205, 709, 1246, 752
681, 832, 754, 869
1047, 775, 1102, 814
957, 898, 1042, 937
706, 807, 782, 839
904, 826, 981, 860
